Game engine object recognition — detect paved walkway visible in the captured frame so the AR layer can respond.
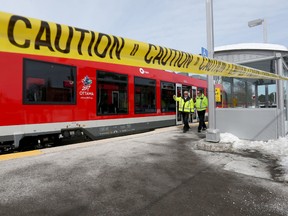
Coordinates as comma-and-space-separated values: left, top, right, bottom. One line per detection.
0, 125, 288, 216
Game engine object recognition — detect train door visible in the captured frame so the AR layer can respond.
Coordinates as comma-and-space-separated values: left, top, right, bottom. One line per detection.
176, 84, 182, 125
191, 86, 197, 122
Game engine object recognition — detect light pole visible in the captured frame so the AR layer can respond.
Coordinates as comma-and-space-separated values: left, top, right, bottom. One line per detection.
205, 0, 220, 142
248, 18, 267, 43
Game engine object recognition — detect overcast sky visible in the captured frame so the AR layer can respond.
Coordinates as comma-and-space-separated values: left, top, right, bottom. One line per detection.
1, 0, 287, 54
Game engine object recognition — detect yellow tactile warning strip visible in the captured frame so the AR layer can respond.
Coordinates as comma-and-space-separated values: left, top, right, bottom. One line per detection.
0, 150, 43, 161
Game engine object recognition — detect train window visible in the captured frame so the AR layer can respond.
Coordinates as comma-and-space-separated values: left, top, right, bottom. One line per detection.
134, 77, 156, 114
160, 81, 176, 112
23, 59, 76, 104
97, 71, 128, 115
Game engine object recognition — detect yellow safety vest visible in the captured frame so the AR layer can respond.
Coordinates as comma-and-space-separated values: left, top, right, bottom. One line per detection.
195, 94, 208, 111
173, 96, 194, 113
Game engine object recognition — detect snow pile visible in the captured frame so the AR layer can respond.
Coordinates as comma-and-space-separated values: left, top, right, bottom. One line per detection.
220, 133, 288, 182
219, 133, 241, 144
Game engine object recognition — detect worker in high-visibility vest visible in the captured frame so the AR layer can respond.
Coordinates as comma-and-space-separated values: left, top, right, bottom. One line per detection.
173, 91, 194, 133
195, 89, 208, 133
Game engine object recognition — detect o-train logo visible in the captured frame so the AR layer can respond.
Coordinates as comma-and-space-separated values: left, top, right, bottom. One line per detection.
79, 75, 94, 99
139, 68, 149, 74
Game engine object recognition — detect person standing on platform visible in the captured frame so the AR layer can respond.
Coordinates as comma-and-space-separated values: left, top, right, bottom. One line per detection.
173, 91, 194, 133
195, 89, 208, 133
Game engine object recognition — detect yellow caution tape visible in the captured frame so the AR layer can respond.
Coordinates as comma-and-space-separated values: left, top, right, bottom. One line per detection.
0, 11, 287, 80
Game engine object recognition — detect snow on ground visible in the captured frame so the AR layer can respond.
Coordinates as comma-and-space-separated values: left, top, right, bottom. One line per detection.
220, 133, 288, 182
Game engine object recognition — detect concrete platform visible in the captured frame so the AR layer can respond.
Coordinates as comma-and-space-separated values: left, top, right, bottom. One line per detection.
0, 125, 288, 216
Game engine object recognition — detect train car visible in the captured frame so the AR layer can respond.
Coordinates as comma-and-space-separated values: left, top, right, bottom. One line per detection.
0, 55, 206, 151
0, 12, 208, 151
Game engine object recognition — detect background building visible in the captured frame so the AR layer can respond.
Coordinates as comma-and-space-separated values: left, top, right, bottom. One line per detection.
214, 43, 288, 140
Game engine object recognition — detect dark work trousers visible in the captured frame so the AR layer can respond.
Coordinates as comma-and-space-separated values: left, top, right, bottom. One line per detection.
182, 112, 190, 132
197, 110, 207, 131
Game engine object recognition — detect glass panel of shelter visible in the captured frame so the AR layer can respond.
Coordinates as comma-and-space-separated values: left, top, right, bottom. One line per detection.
222, 76, 277, 108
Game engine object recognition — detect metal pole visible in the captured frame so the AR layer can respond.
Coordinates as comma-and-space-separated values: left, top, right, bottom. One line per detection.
265, 84, 269, 107
255, 83, 258, 107
276, 53, 285, 137
205, 0, 220, 142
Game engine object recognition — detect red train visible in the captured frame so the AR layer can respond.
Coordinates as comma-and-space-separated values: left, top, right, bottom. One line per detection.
0, 52, 209, 150
0, 12, 220, 151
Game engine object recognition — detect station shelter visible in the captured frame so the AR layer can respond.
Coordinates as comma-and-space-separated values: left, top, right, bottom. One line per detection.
213, 43, 288, 140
